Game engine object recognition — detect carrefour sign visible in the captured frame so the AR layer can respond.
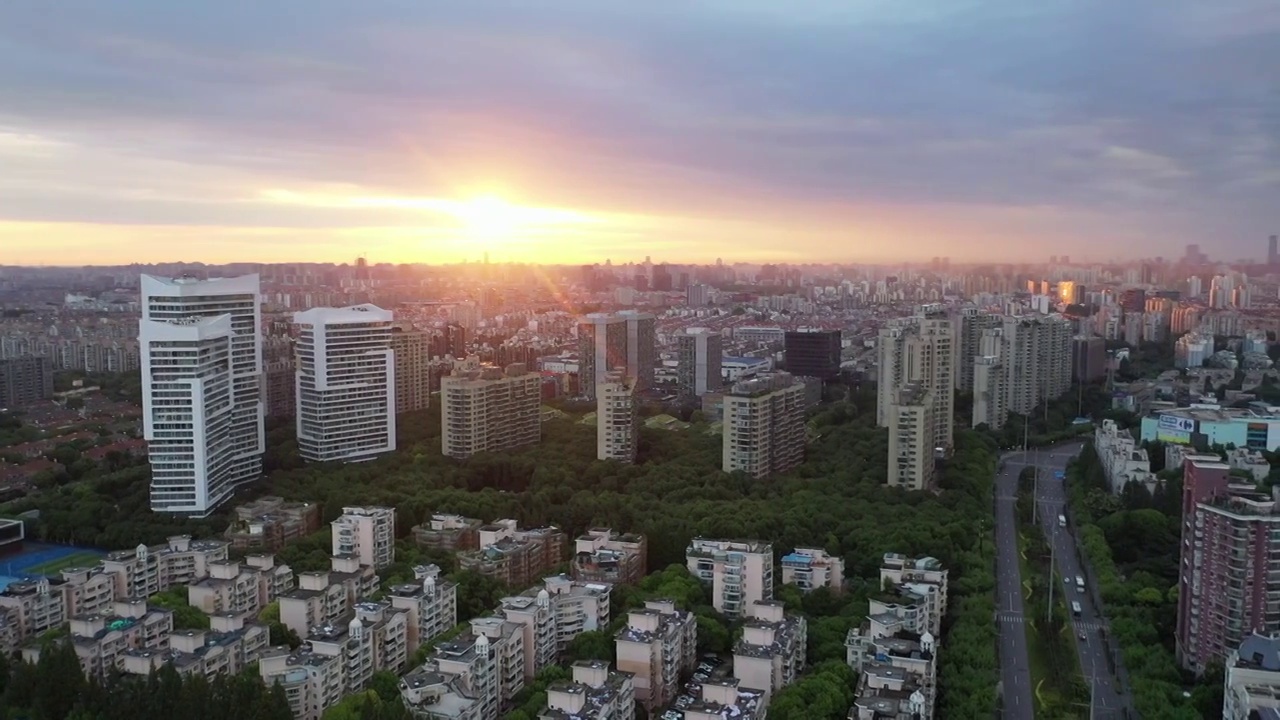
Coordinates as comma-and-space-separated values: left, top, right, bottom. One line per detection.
1159, 415, 1196, 433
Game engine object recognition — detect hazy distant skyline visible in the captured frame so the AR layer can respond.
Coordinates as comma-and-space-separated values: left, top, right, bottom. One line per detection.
1, 1, 1277, 266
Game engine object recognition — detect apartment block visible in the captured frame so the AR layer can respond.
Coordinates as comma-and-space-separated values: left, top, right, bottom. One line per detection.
780, 548, 845, 593
1224, 633, 1280, 720
412, 513, 483, 552
140, 274, 263, 515
391, 328, 433, 414
100, 536, 230, 600
886, 383, 936, 491
263, 355, 297, 420
572, 528, 648, 586
683, 679, 766, 720
677, 328, 723, 397
971, 350, 1007, 430
332, 505, 396, 570
614, 599, 697, 711
1177, 458, 1280, 673
541, 659, 636, 720
294, 305, 396, 463
58, 565, 118, 617
997, 314, 1072, 416
1095, 418, 1157, 494
388, 568, 460, 656
124, 613, 270, 680
496, 574, 613, 681
225, 496, 323, 553
279, 554, 379, 639
721, 373, 806, 478
187, 554, 295, 617
22, 599, 173, 678
877, 316, 955, 456
440, 359, 542, 459
457, 520, 567, 588
578, 312, 656, 399
0, 356, 53, 408
401, 627, 523, 720
470, 616, 529, 706
783, 329, 842, 380
260, 646, 347, 720
955, 307, 1002, 393
732, 601, 807, 702
596, 370, 639, 463
845, 553, 947, 719
0, 577, 66, 639
1071, 335, 1107, 383
304, 602, 410, 697
686, 538, 774, 619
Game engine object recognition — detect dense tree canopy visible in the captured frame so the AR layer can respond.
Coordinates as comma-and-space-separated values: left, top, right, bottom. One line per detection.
0, 641, 292, 720
1067, 442, 1218, 719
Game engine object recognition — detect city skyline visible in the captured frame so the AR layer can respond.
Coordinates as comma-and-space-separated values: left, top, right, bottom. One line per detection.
1, 1, 1278, 266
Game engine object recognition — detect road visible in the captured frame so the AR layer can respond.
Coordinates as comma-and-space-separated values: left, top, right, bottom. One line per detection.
994, 446, 1034, 718
1005, 441, 1133, 719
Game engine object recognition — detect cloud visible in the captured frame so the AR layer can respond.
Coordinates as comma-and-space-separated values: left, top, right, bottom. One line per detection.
0, 0, 1276, 263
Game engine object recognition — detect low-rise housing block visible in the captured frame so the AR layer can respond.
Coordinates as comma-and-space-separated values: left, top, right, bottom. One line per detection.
732, 600, 807, 703
540, 659, 635, 720
572, 528, 647, 586
457, 520, 566, 588
614, 599, 697, 711
686, 538, 774, 619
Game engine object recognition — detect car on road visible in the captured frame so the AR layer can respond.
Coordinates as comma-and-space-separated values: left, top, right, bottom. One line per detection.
1078, 631, 1087, 640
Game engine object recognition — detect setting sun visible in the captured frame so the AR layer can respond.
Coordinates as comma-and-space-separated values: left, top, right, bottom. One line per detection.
451, 196, 524, 238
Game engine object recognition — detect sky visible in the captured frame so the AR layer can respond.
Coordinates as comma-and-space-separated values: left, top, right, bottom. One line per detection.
1, 1, 1277, 266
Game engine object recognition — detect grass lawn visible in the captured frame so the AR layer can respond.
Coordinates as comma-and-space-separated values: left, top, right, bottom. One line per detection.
25, 551, 104, 576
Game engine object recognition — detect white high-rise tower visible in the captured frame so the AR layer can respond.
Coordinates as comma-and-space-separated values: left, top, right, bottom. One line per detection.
293, 305, 396, 463
140, 274, 264, 515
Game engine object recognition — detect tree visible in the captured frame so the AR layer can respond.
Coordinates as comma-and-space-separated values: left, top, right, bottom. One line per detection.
564, 630, 615, 663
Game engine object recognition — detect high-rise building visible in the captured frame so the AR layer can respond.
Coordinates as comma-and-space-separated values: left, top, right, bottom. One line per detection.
971, 349, 1007, 430
1187, 276, 1204, 299
1070, 335, 1107, 383
676, 328, 723, 397
886, 383, 936, 490
331, 506, 396, 570
577, 312, 655, 399
1270, 235, 1278, 266
140, 274, 263, 516
877, 317, 955, 454
578, 313, 627, 402
294, 305, 396, 464
783, 330, 842, 380
1175, 331, 1213, 369
686, 283, 710, 307
596, 371, 639, 464
686, 539, 774, 618
1176, 458, 1280, 673
619, 310, 656, 393
440, 359, 541, 459
722, 373, 806, 478
262, 352, 296, 419
443, 323, 467, 358
994, 314, 1072, 417
955, 308, 1002, 393
390, 328, 431, 414
0, 356, 53, 408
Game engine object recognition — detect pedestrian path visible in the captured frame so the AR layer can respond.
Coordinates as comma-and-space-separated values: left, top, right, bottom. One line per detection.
996, 611, 1107, 632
